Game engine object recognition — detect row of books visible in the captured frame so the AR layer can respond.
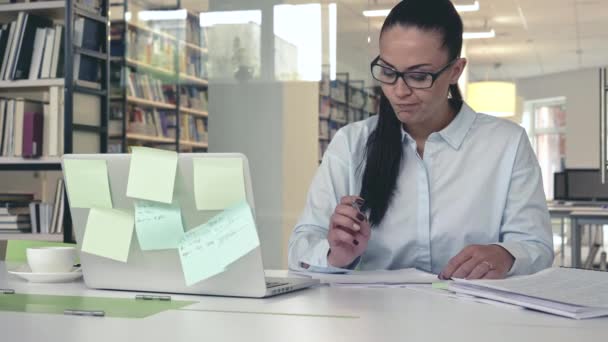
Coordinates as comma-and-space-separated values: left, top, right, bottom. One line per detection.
126, 70, 172, 104
0, 183, 65, 235
128, 107, 176, 138
127, 28, 175, 72
0, 13, 58, 80
179, 86, 208, 112
180, 115, 207, 143
73, 17, 103, 85
0, 89, 64, 157
127, 106, 207, 143
0, 98, 43, 158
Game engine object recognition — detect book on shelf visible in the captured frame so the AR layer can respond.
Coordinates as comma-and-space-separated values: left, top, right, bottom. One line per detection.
0, 97, 44, 157
0, 192, 33, 233
22, 111, 43, 157
0, 13, 54, 81
49, 177, 64, 234
39, 26, 55, 78
73, 17, 102, 85
127, 106, 174, 139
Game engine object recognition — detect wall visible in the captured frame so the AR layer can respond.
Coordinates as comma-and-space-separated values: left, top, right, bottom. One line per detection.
208, 81, 318, 268
516, 68, 600, 168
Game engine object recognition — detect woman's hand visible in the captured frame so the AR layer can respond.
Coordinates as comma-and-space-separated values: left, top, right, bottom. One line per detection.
439, 244, 515, 280
327, 196, 371, 268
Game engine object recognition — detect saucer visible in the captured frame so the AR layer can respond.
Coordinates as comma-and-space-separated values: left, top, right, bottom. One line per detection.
8, 264, 83, 283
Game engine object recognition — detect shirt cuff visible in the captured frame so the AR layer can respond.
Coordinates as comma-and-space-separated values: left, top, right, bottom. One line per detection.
494, 241, 529, 277
299, 239, 358, 273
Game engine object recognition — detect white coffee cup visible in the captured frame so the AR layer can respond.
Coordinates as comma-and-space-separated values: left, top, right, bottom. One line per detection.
26, 246, 77, 273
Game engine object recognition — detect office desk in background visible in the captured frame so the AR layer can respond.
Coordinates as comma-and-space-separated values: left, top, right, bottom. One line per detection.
548, 203, 608, 268
0, 263, 607, 342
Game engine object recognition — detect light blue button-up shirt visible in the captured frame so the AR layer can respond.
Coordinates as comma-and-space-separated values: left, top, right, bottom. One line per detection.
288, 102, 554, 276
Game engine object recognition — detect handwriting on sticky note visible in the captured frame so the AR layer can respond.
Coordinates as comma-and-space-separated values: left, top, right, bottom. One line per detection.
63, 159, 112, 209
82, 208, 134, 262
135, 201, 185, 251
193, 157, 246, 210
178, 202, 259, 286
126, 147, 178, 204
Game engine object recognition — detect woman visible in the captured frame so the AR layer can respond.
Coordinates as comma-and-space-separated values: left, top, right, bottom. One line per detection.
287, 0, 553, 280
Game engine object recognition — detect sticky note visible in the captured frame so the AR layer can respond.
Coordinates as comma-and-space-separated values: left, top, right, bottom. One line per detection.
178, 202, 259, 286
63, 159, 112, 209
126, 147, 178, 204
82, 208, 134, 262
193, 157, 246, 210
135, 200, 185, 250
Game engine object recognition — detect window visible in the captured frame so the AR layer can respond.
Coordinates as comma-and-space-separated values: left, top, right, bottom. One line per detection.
522, 97, 567, 200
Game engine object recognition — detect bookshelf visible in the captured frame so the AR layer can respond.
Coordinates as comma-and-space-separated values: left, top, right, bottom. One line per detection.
0, 0, 111, 242
109, 7, 209, 153
318, 72, 379, 161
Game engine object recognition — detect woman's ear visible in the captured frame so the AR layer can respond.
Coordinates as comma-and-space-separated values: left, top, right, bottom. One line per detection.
450, 58, 467, 84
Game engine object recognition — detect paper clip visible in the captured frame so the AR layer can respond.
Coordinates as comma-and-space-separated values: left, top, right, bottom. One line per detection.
0, 289, 15, 294
64, 309, 105, 317
135, 294, 171, 301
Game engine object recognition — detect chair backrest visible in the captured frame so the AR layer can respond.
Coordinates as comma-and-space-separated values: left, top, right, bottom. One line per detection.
5, 240, 75, 263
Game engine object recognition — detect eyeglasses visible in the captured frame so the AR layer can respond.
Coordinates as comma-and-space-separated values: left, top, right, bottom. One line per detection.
370, 56, 456, 89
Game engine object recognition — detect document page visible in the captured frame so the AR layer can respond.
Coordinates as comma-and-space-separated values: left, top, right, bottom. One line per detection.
457, 268, 608, 308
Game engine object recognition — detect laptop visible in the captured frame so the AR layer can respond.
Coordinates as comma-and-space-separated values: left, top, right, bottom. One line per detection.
62, 153, 318, 298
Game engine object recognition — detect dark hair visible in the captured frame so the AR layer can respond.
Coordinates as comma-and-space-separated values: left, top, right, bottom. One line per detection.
359, 0, 464, 226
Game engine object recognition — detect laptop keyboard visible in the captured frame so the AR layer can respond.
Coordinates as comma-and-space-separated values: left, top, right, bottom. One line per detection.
266, 281, 289, 289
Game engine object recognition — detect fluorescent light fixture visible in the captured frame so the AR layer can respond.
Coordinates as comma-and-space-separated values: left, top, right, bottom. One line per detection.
138, 9, 186, 21
363, 1, 479, 17
456, 1, 480, 12
200, 10, 262, 27
463, 29, 495, 39
362, 9, 390, 17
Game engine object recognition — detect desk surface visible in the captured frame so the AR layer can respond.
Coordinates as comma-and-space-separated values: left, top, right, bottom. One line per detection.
1, 262, 607, 342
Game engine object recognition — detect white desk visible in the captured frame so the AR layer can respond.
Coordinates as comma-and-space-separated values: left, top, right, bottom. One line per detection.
0, 262, 606, 342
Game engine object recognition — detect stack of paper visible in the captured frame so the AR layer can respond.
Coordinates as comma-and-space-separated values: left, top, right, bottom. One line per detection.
449, 267, 608, 319
293, 268, 439, 287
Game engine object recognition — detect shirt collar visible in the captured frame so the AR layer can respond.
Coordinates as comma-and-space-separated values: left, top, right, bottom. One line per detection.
400, 101, 477, 150
437, 101, 477, 150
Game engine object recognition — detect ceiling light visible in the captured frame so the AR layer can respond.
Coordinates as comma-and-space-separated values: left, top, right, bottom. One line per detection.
363, 1, 480, 17
463, 29, 495, 39
467, 82, 517, 117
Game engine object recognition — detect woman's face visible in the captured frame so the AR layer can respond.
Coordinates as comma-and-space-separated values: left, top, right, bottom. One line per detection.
378, 25, 466, 127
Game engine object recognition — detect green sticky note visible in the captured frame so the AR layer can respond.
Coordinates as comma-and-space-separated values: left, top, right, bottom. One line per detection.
82, 208, 134, 262
0, 293, 195, 319
127, 147, 178, 204
63, 159, 112, 209
178, 202, 259, 286
193, 157, 246, 210
135, 200, 185, 250
178, 224, 226, 286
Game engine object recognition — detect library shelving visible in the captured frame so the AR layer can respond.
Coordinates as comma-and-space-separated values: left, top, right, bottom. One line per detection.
109, 7, 209, 153
318, 71, 379, 161
0, 0, 111, 242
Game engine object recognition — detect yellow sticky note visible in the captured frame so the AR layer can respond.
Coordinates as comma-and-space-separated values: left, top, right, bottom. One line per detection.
135, 200, 185, 250
63, 159, 112, 209
82, 208, 134, 262
178, 201, 259, 286
126, 147, 178, 204
193, 157, 246, 210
